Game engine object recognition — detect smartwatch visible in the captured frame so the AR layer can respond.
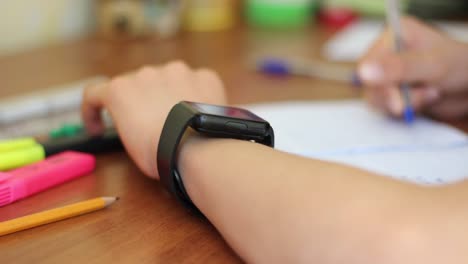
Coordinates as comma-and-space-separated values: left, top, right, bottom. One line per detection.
157, 101, 274, 215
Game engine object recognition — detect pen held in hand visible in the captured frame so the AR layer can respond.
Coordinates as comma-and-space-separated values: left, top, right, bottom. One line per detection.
386, 0, 415, 124
400, 82, 415, 123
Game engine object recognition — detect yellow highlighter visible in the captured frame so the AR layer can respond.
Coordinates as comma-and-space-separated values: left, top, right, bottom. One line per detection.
0, 197, 118, 236
0, 141, 45, 171
0, 137, 38, 153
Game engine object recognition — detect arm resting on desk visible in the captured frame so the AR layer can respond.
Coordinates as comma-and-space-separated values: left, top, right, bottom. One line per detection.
81, 62, 468, 263
180, 136, 468, 264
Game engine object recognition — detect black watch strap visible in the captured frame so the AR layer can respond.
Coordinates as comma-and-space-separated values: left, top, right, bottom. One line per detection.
157, 102, 274, 216
157, 104, 199, 214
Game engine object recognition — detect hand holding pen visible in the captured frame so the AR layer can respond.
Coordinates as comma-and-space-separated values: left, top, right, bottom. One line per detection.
385, 0, 414, 123
357, 16, 468, 120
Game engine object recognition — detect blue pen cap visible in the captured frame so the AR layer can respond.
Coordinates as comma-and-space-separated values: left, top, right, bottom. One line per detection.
258, 59, 290, 76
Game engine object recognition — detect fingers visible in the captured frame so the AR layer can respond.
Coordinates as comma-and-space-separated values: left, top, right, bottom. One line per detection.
357, 16, 454, 118
408, 87, 441, 114
81, 82, 107, 135
427, 94, 468, 120
365, 85, 441, 117
358, 16, 446, 88
81, 62, 223, 136
359, 50, 445, 88
359, 35, 445, 118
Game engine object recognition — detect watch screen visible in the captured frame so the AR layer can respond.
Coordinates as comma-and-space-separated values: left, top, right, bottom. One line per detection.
187, 102, 265, 121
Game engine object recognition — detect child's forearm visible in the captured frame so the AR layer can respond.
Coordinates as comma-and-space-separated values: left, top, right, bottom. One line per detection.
178, 136, 467, 263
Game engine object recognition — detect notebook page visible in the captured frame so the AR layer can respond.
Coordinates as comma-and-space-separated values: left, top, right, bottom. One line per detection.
244, 100, 468, 185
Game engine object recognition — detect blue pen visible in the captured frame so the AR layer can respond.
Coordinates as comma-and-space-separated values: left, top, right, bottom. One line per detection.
386, 0, 414, 123
256, 58, 360, 87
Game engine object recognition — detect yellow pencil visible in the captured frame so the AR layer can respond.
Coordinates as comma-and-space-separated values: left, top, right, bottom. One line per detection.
0, 197, 118, 236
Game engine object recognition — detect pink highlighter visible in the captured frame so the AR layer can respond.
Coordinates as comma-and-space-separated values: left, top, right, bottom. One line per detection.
0, 151, 96, 207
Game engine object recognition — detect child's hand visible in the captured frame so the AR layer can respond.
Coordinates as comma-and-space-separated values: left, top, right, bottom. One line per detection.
358, 16, 468, 119
81, 61, 227, 178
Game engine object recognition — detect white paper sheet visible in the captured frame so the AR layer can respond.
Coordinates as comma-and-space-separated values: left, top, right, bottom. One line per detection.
244, 100, 468, 185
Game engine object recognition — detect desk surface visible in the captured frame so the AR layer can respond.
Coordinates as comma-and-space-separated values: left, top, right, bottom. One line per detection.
1, 26, 467, 263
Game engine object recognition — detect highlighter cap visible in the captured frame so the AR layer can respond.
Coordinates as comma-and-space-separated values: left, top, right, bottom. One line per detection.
0, 172, 14, 206
0, 145, 45, 171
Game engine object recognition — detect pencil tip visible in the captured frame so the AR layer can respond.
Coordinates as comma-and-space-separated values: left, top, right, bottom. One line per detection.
103, 196, 119, 206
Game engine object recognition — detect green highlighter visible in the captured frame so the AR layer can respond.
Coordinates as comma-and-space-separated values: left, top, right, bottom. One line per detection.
0, 138, 45, 171
0, 123, 121, 171
49, 124, 84, 139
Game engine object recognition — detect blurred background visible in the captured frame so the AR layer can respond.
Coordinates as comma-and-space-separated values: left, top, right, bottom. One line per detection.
0, 0, 468, 139
1, 0, 467, 57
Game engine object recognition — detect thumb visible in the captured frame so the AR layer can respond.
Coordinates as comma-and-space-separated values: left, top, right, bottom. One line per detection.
384, 85, 441, 117
358, 51, 444, 87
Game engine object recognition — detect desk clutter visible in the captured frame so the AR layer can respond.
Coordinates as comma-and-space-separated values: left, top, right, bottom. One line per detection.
0, 76, 108, 140
0, 148, 121, 236
0, 77, 123, 236
94, 0, 468, 39
0, 76, 122, 170
0, 151, 96, 207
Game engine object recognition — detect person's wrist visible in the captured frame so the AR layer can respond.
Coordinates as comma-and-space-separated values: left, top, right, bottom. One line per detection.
175, 129, 213, 214
144, 108, 181, 179
177, 129, 206, 185
177, 130, 230, 210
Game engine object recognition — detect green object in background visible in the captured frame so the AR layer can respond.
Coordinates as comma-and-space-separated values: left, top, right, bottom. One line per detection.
49, 124, 84, 139
0, 144, 45, 171
245, 0, 319, 29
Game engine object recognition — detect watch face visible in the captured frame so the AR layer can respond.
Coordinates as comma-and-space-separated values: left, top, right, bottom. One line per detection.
187, 102, 265, 121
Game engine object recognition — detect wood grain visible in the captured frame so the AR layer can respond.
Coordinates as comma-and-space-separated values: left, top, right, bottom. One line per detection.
0, 25, 467, 263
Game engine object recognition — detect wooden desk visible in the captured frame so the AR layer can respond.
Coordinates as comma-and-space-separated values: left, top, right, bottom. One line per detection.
0, 26, 467, 263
